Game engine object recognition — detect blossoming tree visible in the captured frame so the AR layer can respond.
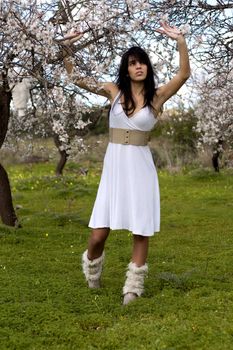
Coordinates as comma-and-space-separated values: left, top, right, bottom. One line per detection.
195, 69, 233, 171
0, 0, 163, 226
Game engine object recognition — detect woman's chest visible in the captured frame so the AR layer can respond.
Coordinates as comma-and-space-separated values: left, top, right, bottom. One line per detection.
110, 102, 157, 131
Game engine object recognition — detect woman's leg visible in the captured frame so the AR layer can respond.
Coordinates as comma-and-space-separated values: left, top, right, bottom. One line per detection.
82, 227, 110, 288
87, 227, 110, 259
123, 234, 149, 305
131, 235, 149, 266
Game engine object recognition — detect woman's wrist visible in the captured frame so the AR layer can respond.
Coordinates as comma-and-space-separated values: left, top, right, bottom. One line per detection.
62, 45, 74, 58
176, 34, 186, 44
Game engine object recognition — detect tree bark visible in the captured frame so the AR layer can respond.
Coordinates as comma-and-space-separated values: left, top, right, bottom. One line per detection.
0, 83, 18, 226
53, 134, 69, 176
0, 164, 18, 226
212, 140, 223, 172
0, 87, 10, 149
212, 151, 220, 172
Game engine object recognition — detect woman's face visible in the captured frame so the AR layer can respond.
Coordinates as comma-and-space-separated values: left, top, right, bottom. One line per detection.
127, 56, 148, 82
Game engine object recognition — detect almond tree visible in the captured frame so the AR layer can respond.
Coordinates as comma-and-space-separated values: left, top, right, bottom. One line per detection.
145, 1, 233, 168
0, 0, 162, 226
195, 70, 233, 171
0, 73, 18, 226
147, 0, 232, 76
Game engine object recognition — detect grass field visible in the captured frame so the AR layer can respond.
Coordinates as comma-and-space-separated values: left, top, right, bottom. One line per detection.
0, 162, 233, 350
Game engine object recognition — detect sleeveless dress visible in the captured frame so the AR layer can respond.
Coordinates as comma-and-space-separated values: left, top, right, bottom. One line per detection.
88, 92, 160, 237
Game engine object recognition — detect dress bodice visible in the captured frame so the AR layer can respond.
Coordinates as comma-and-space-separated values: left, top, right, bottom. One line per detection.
109, 92, 158, 131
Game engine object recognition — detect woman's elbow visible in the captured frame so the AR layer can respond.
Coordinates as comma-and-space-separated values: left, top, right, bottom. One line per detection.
185, 66, 191, 79
182, 70, 191, 81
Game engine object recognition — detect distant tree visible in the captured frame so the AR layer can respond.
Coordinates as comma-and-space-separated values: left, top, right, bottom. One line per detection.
195, 70, 233, 171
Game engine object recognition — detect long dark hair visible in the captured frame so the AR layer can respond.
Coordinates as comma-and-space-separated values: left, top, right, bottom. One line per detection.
116, 46, 157, 116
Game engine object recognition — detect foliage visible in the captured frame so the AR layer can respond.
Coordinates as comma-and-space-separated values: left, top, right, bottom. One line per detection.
1, 162, 233, 349
148, 1, 232, 76
150, 107, 199, 168
155, 107, 198, 149
194, 70, 233, 154
148, 1, 233, 154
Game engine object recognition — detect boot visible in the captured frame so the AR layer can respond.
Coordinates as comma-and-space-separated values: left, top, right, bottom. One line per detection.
123, 262, 148, 305
82, 250, 105, 288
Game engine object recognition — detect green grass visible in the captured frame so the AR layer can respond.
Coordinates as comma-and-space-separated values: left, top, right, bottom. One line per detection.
1, 162, 233, 350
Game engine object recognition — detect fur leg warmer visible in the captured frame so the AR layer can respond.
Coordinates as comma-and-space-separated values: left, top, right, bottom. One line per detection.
123, 262, 148, 305
82, 250, 105, 288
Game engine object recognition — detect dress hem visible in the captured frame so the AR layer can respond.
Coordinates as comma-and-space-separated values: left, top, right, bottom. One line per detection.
88, 224, 160, 237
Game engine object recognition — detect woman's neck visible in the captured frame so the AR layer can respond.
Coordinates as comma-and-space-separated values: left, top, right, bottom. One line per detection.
130, 81, 145, 97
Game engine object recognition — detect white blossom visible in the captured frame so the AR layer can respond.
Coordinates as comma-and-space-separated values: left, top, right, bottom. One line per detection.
179, 24, 191, 35
195, 72, 233, 153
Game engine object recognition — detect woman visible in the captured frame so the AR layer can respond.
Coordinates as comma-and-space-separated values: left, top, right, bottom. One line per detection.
63, 21, 190, 305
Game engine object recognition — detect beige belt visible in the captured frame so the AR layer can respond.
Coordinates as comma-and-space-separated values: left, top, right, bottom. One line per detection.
109, 128, 150, 146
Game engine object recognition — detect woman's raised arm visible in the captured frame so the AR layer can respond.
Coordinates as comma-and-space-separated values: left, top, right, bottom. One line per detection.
61, 32, 118, 101
155, 22, 191, 106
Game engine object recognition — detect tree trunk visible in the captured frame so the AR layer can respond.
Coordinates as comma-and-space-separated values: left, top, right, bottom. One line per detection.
0, 164, 18, 226
53, 134, 69, 176
0, 84, 18, 226
212, 151, 220, 172
212, 140, 223, 172
0, 88, 10, 149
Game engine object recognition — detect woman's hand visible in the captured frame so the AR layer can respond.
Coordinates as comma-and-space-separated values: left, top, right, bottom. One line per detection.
155, 21, 183, 40
59, 31, 83, 46
61, 30, 83, 68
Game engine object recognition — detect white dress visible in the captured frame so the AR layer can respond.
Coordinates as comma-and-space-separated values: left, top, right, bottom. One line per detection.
89, 92, 160, 237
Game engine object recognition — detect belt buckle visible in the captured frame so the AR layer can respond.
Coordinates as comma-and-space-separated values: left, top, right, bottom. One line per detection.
124, 129, 130, 144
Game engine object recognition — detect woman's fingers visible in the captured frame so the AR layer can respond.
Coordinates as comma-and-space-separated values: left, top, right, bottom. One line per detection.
156, 20, 182, 38
160, 21, 170, 29
159, 21, 180, 33
155, 29, 166, 34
